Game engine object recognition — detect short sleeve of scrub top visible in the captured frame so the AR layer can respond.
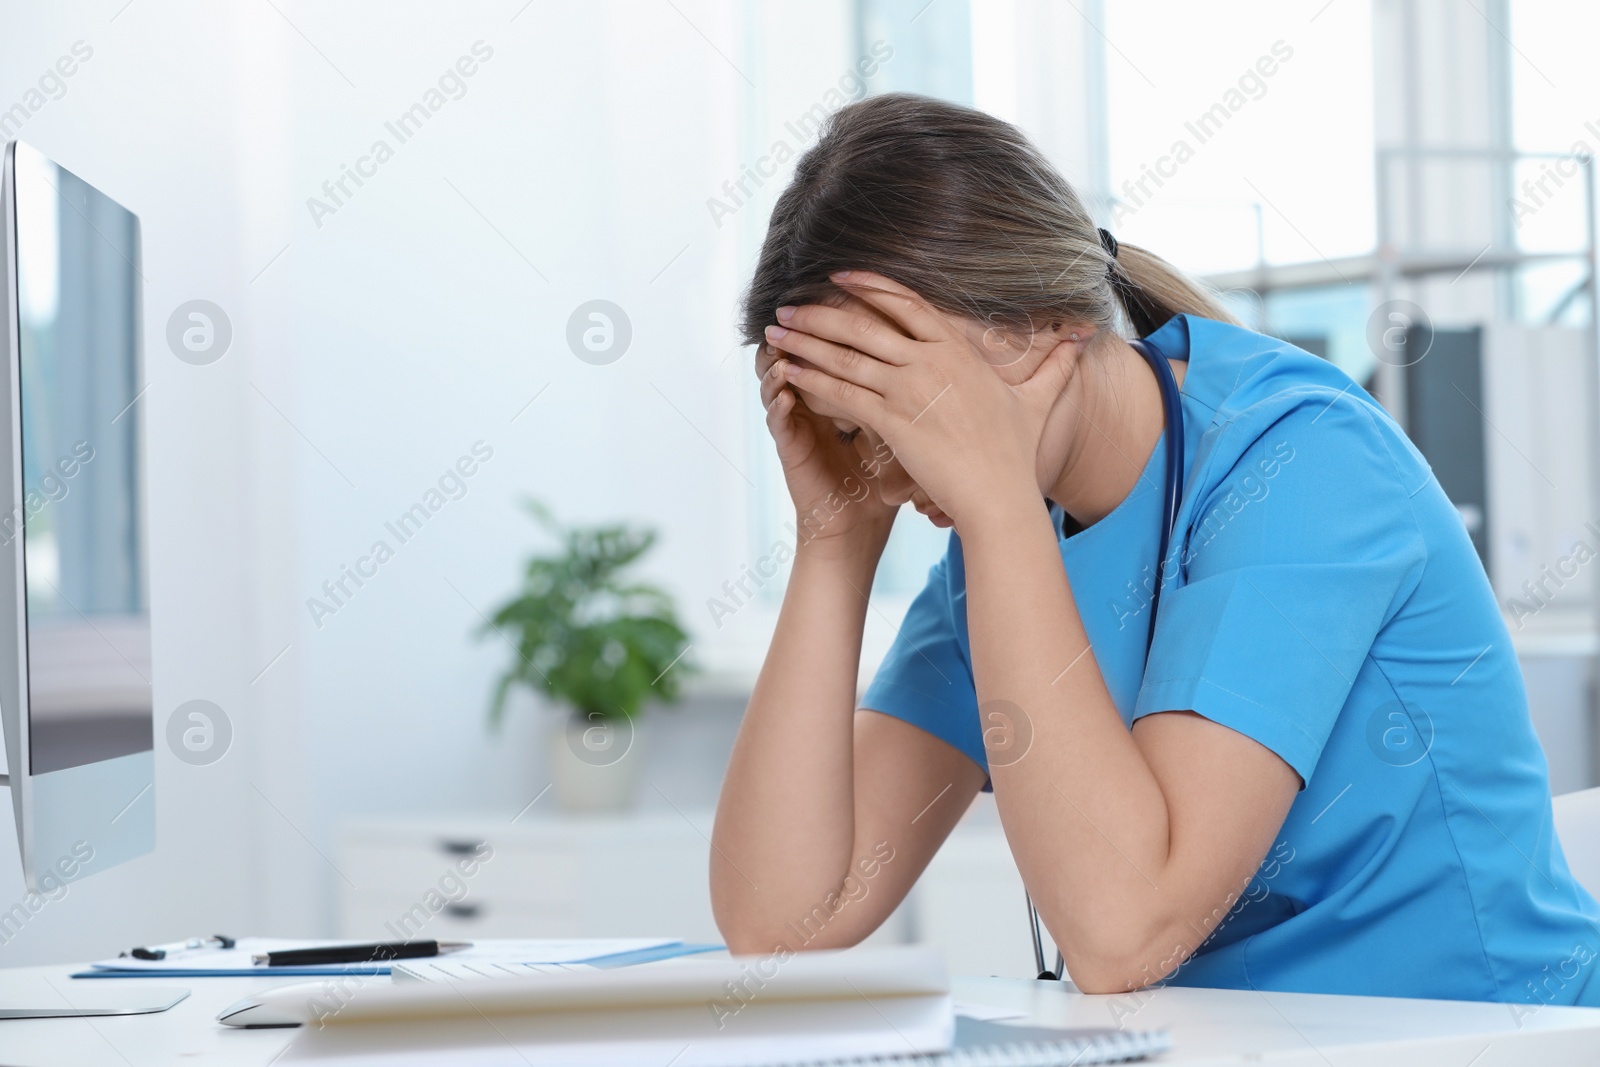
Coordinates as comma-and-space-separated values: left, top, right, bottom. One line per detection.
859, 554, 985, 771
1132, 394, 1428, 783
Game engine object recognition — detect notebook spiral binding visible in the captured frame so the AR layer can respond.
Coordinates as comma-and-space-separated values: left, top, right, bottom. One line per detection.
767, 1027, 1171, 1067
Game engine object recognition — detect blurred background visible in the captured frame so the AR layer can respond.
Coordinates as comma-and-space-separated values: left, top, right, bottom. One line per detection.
1, 0, 1597, 978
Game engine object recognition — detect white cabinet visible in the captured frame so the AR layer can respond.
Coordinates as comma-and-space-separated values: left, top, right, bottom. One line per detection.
337, 814, 725, 943
335, 799, 1031, 975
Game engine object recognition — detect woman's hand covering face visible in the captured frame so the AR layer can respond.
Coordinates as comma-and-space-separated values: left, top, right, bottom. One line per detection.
763, 271, 1076, 530
754, 291, 903, 547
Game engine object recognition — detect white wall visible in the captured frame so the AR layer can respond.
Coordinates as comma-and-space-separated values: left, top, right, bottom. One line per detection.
275, 0, 764, 935
0, 0, 783, 961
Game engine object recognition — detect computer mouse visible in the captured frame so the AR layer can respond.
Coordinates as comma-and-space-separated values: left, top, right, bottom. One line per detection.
216, 991, 307, 1028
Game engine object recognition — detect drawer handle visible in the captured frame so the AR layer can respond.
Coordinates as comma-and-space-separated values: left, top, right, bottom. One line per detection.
443, 903, 481, 919
439, 839, 486, 856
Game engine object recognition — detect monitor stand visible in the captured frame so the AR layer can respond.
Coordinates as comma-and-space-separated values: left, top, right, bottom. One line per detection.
0, 987, 189, 1019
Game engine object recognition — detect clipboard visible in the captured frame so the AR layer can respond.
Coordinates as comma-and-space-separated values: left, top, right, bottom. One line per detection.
71, 937, 708, 978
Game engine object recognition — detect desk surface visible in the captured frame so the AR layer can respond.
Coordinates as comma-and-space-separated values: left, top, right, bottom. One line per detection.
3, 963, 1600, 1066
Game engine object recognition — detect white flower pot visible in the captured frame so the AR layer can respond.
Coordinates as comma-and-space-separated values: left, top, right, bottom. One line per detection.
549, 710, 646, 813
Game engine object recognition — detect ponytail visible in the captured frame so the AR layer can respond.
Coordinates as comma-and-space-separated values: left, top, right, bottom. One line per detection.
1107, 240, 1239, 338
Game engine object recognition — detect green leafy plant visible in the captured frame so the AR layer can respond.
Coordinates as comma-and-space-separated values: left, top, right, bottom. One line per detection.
483, 501, 694, 727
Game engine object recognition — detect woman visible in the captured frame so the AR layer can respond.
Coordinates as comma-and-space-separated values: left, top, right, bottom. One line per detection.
709, 93, 1600, 1006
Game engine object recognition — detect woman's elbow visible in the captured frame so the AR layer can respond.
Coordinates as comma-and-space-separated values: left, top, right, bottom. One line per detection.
720, 928, 784, 956
1066, 959, 1161, 996
710, 887, 771, 955
715, 923, 859, 957
712, 891, 876, 956
1056, 920, 1190, 995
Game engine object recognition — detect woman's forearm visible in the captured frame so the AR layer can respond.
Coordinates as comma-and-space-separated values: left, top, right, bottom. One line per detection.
710, 536, 886, 951
958, 496, 1189, 984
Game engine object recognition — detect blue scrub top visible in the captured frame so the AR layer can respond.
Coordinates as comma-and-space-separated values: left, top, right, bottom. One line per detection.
863, 314, 1600, 1007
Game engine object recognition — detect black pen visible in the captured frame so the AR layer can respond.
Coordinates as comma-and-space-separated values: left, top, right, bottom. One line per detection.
251, 940, 472, 967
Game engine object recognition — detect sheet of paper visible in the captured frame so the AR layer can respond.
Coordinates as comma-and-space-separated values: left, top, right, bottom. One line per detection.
453, 940, 681, 964
953, 1000, 1028, 1022
393, 960, 595, 982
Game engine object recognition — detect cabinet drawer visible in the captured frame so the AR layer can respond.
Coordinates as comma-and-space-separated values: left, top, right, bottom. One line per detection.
338, 840, 581, 906
339, 892, 582, 940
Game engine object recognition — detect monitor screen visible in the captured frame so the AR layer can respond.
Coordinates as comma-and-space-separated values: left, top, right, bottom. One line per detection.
11, 142, 150, 775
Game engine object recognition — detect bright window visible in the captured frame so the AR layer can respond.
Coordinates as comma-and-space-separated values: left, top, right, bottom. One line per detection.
1101, 1, 1375, 274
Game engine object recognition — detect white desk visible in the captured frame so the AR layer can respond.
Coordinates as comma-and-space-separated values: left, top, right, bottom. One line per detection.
3, 962, 1600, 1065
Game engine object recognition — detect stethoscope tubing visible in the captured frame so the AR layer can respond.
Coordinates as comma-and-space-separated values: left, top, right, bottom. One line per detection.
1138, 337, 1186, 656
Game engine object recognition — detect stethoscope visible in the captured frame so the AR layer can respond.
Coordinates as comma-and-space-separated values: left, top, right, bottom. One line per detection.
1026, 335, 1187, 982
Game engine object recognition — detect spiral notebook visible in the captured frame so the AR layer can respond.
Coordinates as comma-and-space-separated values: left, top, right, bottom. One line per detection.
791, 1016, 1171, 1066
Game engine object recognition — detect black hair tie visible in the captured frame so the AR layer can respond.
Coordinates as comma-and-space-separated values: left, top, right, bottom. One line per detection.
1098, 227, 1119, 259
1098, 227, 1165, 336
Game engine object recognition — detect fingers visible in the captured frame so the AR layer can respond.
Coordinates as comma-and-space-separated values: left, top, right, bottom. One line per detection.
1014, 337, 1077, 404
780, 361, 887, 428
759, 350, 789, 408
835, 291, 895, 323
754, 341, 778, 382
763, 383, 801, 452
753, 291, 904, 390
761, 356, 817, 463
828, 270, 953, 344
776, 303, 915, 366
765, 323, 893, 395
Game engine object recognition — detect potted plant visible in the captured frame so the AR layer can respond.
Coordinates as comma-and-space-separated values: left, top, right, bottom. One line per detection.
483, 501, 695, 812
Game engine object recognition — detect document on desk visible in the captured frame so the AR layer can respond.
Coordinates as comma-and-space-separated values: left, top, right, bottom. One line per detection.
268, 946, 1169, 1067
77, 938, 690, 978
270, 945, 955, 1066
390, 951, 722, 983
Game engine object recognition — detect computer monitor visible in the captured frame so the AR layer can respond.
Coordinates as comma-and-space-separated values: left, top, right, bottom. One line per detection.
0, 140, 153, 896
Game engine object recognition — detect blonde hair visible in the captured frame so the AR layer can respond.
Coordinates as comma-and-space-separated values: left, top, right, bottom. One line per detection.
740, 93, 1236, 344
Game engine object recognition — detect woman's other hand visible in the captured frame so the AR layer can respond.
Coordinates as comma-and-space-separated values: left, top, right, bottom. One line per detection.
756, 330, 898, 557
